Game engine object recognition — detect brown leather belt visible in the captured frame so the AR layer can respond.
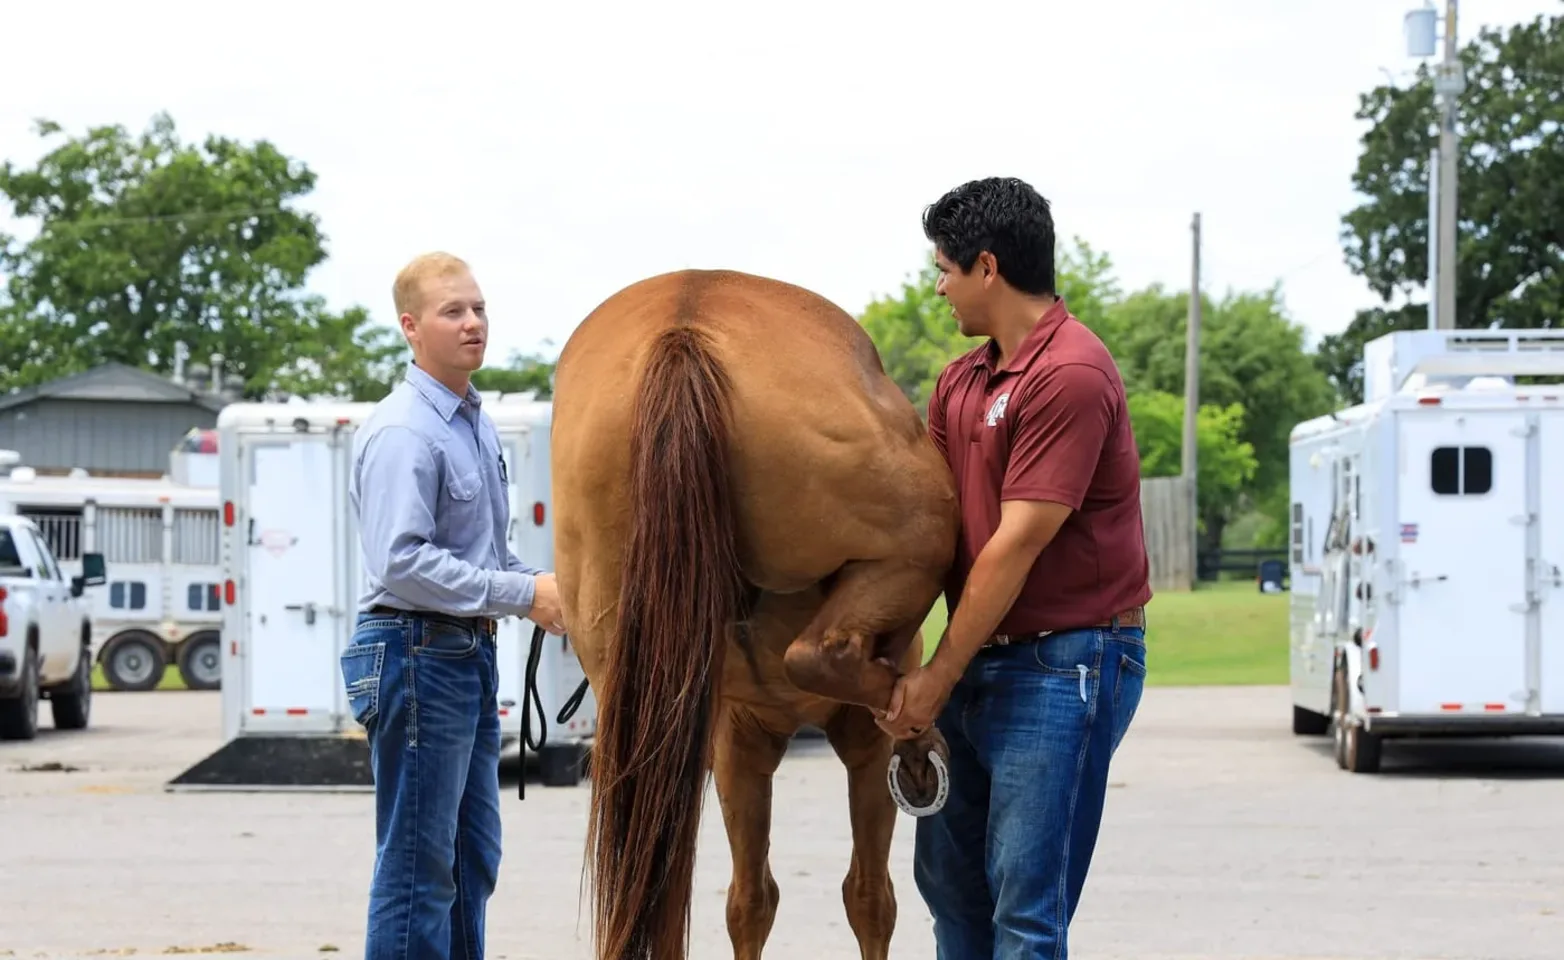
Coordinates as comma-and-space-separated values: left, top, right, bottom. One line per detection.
984, 605, 1147, 648
367, 605, 498, 640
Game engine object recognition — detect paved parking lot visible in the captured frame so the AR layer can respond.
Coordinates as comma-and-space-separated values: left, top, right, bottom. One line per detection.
2, 686, 1562, 959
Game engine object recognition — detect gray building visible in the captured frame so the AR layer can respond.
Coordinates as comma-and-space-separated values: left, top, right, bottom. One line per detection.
0, 364, 230, 477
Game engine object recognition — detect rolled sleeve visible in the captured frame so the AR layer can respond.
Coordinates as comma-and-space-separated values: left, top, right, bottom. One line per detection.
357, 425, 536, 618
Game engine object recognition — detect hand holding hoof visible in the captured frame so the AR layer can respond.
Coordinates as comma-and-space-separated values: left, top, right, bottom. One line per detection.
887, 728, 950, 817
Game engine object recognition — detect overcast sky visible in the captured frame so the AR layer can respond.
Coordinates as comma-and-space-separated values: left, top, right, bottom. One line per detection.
4, 0, 1557, 365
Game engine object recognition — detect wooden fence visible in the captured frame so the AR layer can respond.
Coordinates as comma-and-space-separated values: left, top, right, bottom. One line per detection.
1140, 475, 1195, 592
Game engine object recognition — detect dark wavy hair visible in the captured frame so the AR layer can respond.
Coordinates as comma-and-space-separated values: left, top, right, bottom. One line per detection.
922, 177, 1057, 296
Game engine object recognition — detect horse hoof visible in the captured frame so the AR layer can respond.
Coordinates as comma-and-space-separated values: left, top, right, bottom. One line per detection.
887, 743, 949, 817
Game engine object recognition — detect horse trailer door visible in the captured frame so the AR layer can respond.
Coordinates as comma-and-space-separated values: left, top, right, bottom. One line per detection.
237, 434, 349, 734
1395, 410, 1530, 715
1538, 412, 1564, 715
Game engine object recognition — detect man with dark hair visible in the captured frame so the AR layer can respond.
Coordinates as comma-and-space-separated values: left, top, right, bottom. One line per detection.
876, 176, 1152, 957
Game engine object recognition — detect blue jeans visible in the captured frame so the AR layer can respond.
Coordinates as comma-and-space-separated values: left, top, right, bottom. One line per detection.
913, 624, 1147, 959
339, 610, 503, 960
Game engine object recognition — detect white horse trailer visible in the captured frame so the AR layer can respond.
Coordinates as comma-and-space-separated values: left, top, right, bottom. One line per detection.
0, 469, 224, 691
170, 395, 595, 791
1289, 329, 1564, 772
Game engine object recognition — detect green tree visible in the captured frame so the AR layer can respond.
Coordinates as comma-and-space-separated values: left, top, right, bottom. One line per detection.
1102, 285, 1336, 500
0, 112, 402, 399
1322, 11, 1564, 403
471, 347, 558, 398
857, 261, 976, 413
1126, 389, 1257, 536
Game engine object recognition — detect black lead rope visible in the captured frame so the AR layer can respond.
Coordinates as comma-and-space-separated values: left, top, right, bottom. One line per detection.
518, 624, 591, 800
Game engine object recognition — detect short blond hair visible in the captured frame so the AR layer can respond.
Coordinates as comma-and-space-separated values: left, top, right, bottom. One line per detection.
393, 251, 471, 318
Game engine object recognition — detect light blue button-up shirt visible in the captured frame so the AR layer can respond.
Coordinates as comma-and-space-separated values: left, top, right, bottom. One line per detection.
351, 362, 542, 618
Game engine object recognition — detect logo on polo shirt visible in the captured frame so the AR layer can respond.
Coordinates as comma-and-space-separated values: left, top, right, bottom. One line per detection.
985, 393, 1010, 427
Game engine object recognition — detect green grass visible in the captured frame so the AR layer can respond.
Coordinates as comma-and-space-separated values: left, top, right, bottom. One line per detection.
91, 662, 188, 692
918, 579, 1288, 686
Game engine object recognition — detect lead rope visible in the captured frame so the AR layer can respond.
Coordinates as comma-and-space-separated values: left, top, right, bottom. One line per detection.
517, 624, 592, 800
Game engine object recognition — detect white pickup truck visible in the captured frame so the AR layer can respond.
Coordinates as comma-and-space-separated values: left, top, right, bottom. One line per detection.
0, 513, 107, 740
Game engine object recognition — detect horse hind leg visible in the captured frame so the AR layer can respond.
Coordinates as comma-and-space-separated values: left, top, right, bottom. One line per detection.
822, 704, 899, 960
781, 559, 952, 816
713, 703, 792, 960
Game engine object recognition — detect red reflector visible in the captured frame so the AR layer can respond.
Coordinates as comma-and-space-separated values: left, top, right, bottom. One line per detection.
223, 501, 235, 526
1418, 396, 1442, 405
499, 708, 510, 716
1484, 703, 1506, 712
286, 708, 307, 715
1440, 703, 1462, 711
224, 580, 236, 604
1368, 646, 1380, 670
1366, 706, 1382, 713
336, 417, 351, 425
532, 502, 545, 525
230, 641, 237, 656
0, 585, 7, 637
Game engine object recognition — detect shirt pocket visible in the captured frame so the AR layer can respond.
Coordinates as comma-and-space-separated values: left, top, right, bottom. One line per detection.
446, 467, 482, 503
439, 445, 486, 535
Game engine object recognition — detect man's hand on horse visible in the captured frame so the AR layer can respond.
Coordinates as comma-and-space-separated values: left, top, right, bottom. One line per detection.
873, 662, 956, 741
530, 572, 568, 636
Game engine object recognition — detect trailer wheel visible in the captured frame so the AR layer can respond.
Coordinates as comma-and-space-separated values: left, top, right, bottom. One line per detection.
1341, 719, 1383, 774
1331, 662, 1350, 769
1331, 659, 1382, 774
538, 743, 586, 787
99, 632, 167, 692
177, 633, 222, 691
1292, 705, 1329, 736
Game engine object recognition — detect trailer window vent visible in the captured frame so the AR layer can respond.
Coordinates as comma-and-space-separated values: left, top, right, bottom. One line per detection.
1430, 445, 1493, 496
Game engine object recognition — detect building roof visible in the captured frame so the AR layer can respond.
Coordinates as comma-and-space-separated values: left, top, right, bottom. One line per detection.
0, 363, 229, 414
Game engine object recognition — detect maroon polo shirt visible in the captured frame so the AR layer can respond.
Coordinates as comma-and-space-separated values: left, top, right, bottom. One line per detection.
928, 298, 1152, 635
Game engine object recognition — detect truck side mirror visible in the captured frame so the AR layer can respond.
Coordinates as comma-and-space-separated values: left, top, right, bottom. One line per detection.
81, 551, 107, 586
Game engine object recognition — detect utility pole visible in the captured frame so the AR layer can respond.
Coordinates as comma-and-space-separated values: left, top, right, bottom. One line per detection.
1182, 212, 1201, 586
1408, 0, 1462, 329
1435, 0, 1460, 329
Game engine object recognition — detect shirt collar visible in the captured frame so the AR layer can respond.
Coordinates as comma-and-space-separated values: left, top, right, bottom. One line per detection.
404, 361, 481, 421
975, 297, 1072, 374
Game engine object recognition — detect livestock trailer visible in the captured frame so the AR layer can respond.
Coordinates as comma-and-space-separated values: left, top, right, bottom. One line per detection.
169, 395, 596, 791
1289, 329, 1564, 772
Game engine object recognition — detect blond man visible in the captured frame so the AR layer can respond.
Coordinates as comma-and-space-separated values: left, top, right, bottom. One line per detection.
338, 252, 565, 960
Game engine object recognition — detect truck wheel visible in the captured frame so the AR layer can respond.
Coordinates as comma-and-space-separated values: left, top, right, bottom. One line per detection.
100, 633, 167, 692
176, 633, 222, 691
0, 644, 40, 740
50, 644, 93, 731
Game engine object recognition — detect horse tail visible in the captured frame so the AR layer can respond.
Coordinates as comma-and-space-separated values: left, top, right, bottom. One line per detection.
587, 323, 745, 960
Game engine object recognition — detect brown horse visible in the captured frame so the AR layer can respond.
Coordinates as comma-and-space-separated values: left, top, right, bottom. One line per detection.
550, 268, 960, 960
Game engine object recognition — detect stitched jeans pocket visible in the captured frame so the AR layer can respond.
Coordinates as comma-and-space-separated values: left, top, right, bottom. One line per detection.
340, 642, 386, 728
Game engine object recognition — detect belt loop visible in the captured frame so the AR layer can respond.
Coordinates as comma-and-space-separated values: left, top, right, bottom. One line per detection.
1110, 614, 1120, 631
